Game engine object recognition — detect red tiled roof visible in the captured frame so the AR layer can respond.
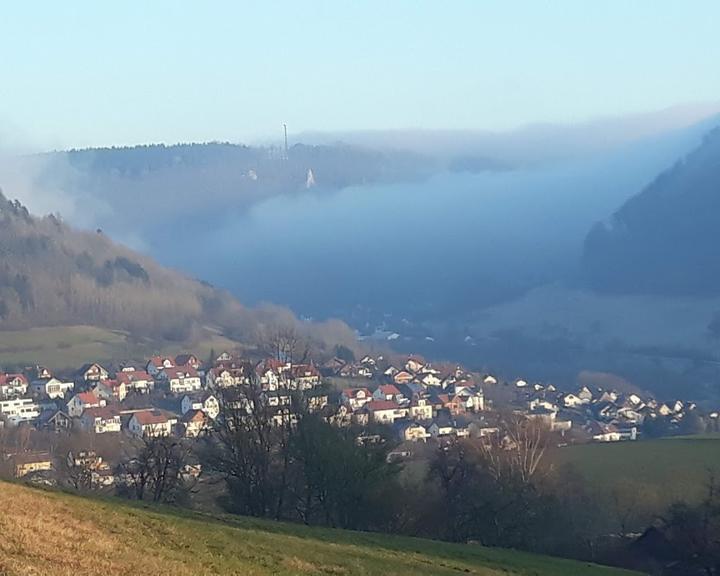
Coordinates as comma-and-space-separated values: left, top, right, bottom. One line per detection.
76, 391, 100, 405
116, 370, 152, 385
81, 406, 119, 421
133, 410, 172, 426
365, 400, 400, 412
378, 384, 401, 396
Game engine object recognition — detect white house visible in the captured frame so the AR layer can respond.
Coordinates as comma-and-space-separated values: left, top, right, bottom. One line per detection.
128, 410, 178, 437
31, 377, 75, 400
0, 397, 40, 425
395, 420, 430, 442
181, 409, 208, 438
116, 369, 153, 393
160, 366, 202, 394
0, 373, 28, 399
340, 388, 371, 411
363, 400, 407, 425
79, 406, 122, 434
180, 392, 220, 420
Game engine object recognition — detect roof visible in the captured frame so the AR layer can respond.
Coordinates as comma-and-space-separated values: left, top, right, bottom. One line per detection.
116, 370, 152, 385
13, 451, 52, 465
81, 406, 120, 421
163, 365, 199, 379
74, 391, 100, 405
377, 384, 401, 396
132, 409, 173, 426
175, 354, 198, 366
342, 387, 370, 399
148, 356, 175, 369
0, 373, 28, 386
364, 400, 400, 412
182, 409, 206, 424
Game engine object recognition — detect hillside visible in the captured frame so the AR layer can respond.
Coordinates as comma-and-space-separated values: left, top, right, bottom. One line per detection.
0, 190, 358, 358
583, 125, 720, 295
0, 482, 640, 576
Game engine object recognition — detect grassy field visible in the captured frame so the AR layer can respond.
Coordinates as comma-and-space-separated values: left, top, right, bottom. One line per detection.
0, 325, 240, 370
557, 435, 720, 505
0, 481, 641, 576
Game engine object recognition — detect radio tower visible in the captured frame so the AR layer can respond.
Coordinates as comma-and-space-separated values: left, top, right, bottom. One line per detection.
283, 123, 288, 160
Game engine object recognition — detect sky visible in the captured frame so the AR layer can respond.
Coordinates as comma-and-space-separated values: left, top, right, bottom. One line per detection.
2, 0, 720, 149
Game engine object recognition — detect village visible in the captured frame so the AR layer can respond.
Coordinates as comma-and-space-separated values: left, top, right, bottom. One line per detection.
1, 349, 718, 482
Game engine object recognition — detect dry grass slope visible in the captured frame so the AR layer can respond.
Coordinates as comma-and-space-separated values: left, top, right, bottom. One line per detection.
0, 482, 641, 576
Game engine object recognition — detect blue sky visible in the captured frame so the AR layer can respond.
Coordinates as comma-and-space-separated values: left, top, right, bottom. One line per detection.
2, 1, 719, 148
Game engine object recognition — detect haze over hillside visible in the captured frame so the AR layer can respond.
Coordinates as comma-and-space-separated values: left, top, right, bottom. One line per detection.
584, 126, 720, 295
0, 189, 358, 357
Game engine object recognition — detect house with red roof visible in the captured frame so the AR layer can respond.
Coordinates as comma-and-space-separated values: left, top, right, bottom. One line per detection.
373, 384, 404, 403
66, 391, 105, 418
0, 373, 28, 399
158, 365, 202, 394
340, 387, 372, 411
146, 356, 176, 376
116, 369, 153, 394
362, 400, 408, 425
80, 406, 122, 434
128, 409, 178, 437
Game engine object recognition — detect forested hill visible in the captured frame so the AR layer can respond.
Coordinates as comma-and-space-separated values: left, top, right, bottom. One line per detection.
0, 190, 357, 352
583, 125, 720, 295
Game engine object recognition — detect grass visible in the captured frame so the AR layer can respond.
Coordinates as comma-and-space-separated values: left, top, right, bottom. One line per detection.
557, 435, 720, 505
0, 325, 240, 370
0, 481, 641, 576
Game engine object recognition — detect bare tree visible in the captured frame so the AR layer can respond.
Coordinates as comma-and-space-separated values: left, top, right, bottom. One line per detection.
116, 434, 195, 504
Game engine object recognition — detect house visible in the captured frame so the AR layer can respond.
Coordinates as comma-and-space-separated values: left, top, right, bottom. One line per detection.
428, 415, 470, 438
288, 364, 321, 389
373, 384, 403, 403
160, 366, 202, 394
80, 406, 122, 434
181, 409, 208, 438
394, 420, 430, 442
128, 409, 178, 437
420, 372, 442, 387
0, 373, 28, 399
37, 409, 72, 432
483, 375, 498, 386
562, 393, 584, 409
408, 397, 433, 420
180, 392, 220, 420
527, 406, 557, 427
116, 369, 153, 393
30, 377, 74, 399
78, 363, 110, 382
66, 391, 105, 418
405, 356, 426, 373
13, 452, 53, 478
175, 354, 201, 370
392, 370, 414, 385
214, 351, 234, 363
340, 388, 371, 411
264, 390, 292, 407
207, 364, 252, 388
515, 379, 528, 388
363, 400, 407, 425
589, 422, 622, 442
146, 356, 176, 376
26, 366, 52, 381
577, 386, 594, 403
93, 379, 127, 402
0, 397, 40, 425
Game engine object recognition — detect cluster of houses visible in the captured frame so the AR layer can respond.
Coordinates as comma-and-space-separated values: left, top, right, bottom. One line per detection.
1, 350, 717, 479
513, 379, 718, 442
324, 355, 490, 442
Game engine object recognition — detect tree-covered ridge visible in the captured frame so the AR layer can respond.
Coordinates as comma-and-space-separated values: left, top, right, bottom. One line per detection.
583, 126, 720, 294
0, 189, 357, 352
